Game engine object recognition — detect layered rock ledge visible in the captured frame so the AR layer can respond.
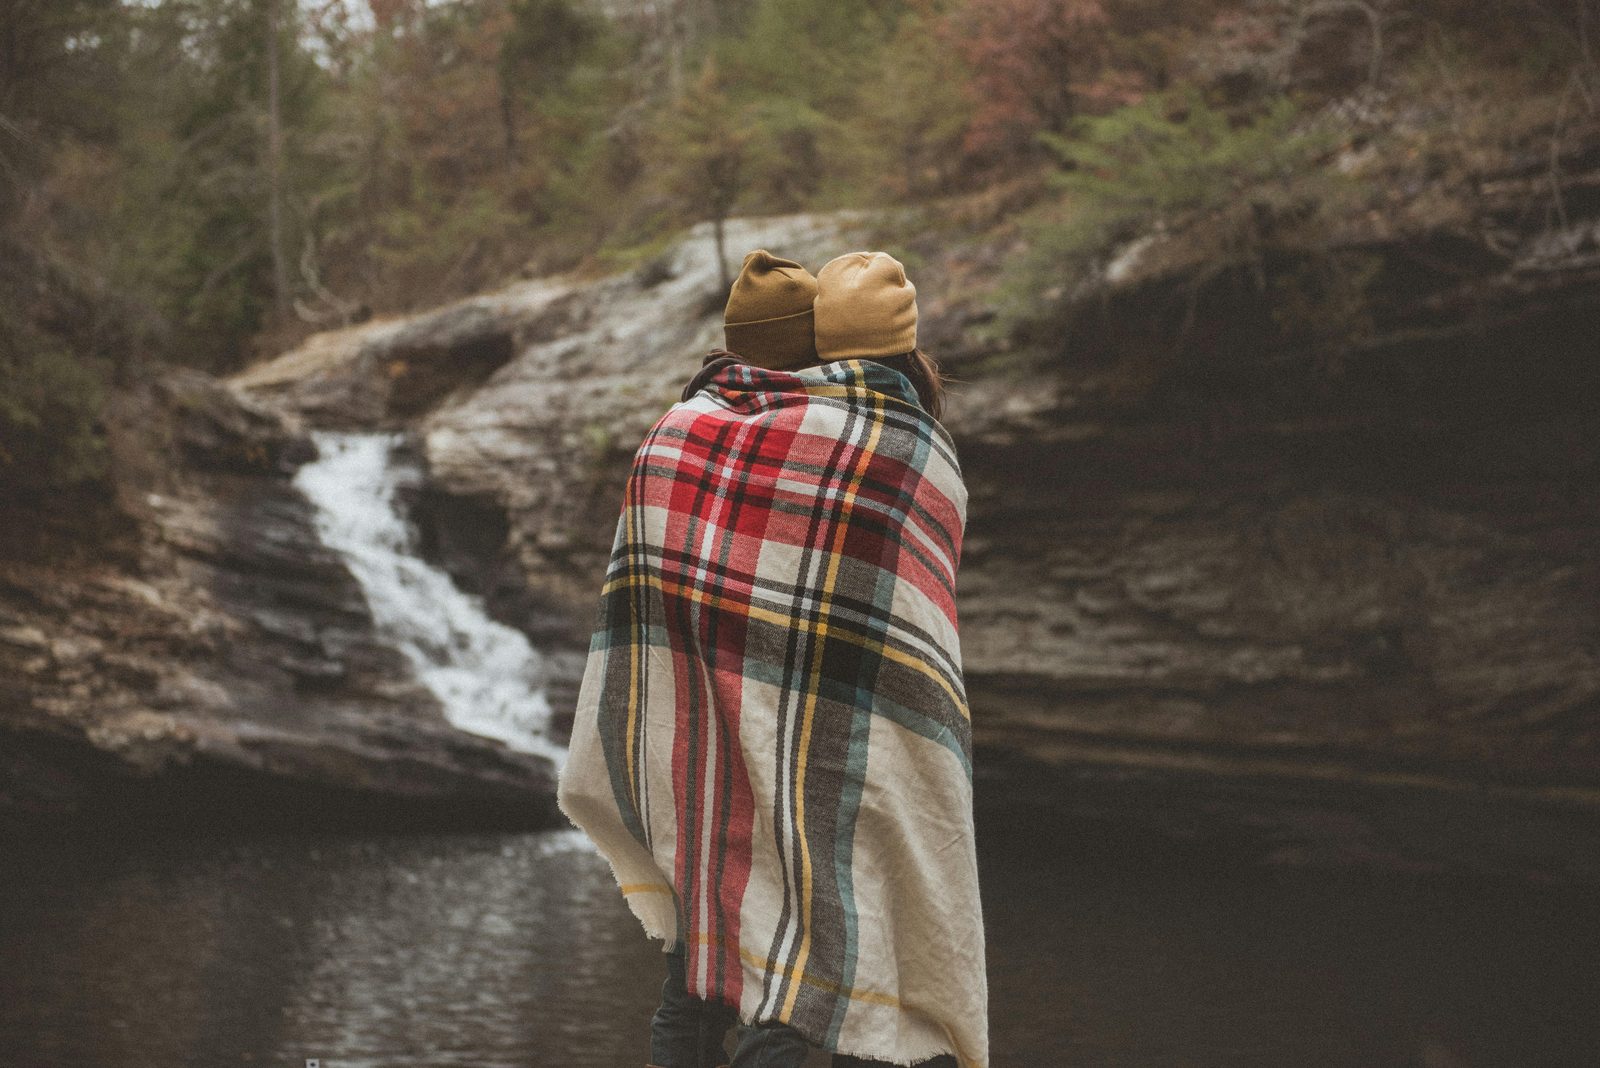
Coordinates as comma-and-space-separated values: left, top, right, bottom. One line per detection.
231, 144, 1600, 880
6, 123, 1597, 879
0, 369, 560, 836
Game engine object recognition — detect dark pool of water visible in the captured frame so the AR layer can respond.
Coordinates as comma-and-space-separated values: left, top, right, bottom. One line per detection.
1, 819, 1596, 1067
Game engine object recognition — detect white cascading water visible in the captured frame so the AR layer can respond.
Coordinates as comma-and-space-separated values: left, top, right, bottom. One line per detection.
293, 430, 564, 764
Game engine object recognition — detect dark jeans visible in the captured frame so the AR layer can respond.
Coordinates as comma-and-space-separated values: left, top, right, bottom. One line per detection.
650, 945, 959, 1068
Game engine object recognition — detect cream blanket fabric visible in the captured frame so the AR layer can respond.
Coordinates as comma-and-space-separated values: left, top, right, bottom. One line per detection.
558, 357, 987, 1066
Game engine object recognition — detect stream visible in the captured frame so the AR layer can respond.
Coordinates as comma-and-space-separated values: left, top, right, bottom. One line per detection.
1, 824, 1597, 1066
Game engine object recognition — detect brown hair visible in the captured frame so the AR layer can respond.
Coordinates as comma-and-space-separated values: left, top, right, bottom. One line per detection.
872, 347, 947, 421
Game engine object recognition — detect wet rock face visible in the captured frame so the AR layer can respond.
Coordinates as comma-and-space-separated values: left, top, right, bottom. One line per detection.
947, 310, 1600, 879
382, 306, 519, 418
15, 133, 1596, 880
924, 131, 1600, 881
0, 368, 560, 836
217, 190, 1600, 879
228, 297, 548, 429
163, 370, 319, 476
953, 294, 1600, 742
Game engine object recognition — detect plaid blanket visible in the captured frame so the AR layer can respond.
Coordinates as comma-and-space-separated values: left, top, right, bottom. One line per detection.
558, 356, 988, 1067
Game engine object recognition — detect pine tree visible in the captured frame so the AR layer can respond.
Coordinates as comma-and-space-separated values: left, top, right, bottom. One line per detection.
657, 60, 755, 291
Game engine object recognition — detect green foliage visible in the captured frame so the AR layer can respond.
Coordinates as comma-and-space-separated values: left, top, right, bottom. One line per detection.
498, 0, 609, 207
722, 0, 891, 102
0, 0, 124, 220
500, 0, 598, 94
49, 0, 341, 371
4, 0, 1582, 507
14, 0, 1579, 346
996, 86, 1356, 334
737, 95, 839, 211
1038, 87, 1346, 261
653, 60, 757, 222
371, 184, 524, 283
828, 9, 975, 203
0, 297, 111, 494
678, 0, 918, 216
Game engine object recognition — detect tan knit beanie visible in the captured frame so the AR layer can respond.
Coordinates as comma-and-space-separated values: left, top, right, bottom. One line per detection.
723, 250, 819, 371
814, 251, 918, 359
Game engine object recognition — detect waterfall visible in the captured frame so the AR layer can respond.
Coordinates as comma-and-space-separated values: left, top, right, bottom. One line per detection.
293, 430, 564, 763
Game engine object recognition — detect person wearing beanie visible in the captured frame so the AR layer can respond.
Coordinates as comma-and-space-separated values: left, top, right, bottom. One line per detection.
812, 250, 948, 421
814, 251, 918, 360
722, 249, 820, 371
678, 249, 822, 404
562, 247, 982, 1067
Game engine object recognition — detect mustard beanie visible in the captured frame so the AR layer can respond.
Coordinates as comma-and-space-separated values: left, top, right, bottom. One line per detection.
723, 250, 819, 371
814, 251, 918, 359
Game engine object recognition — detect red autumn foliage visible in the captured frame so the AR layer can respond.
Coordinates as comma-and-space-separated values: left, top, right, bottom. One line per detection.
947, 0, 1142, 158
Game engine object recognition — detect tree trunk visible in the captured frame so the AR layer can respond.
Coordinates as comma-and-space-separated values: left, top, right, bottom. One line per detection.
500, 85, 518, 165
266, 0, 290, 315
713, 212, 729, 293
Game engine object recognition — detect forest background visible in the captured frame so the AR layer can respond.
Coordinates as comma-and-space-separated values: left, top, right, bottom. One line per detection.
3, 0, 1596, 515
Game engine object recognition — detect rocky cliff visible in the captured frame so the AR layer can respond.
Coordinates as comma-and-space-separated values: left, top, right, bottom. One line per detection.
923, 121, 1600, 881
5, 124, 1596, 878
231, 124, 1600, 880
0, 369, 560, 836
